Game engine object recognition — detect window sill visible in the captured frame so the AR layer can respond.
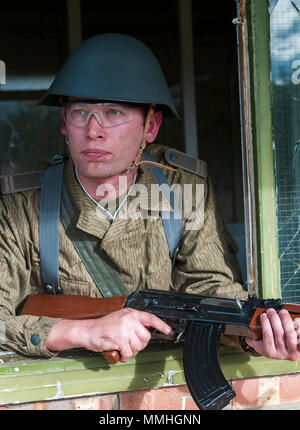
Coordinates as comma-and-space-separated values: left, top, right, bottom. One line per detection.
1, 343, 300, 405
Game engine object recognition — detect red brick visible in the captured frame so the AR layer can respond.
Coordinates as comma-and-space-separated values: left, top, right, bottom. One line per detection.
120, 385, 198, 410
99, 394, 117, 410
232, 378, 260, 409
0, 402, 36, 410
34, 399, 74, 410
73, 394, 116, 410
258, 376, 279, 406
280, 374, 300, 404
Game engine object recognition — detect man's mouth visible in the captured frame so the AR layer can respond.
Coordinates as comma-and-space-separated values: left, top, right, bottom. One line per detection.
82, 149, 110, 159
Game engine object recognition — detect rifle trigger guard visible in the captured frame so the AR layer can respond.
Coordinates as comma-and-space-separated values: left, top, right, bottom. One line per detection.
174, 320, 188, 342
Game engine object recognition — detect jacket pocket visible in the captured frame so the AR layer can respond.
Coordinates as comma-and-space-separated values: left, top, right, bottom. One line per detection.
145, 262, 172, 291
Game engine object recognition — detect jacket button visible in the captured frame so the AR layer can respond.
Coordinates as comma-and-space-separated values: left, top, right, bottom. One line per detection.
45, 284, 55, 294
170, 153, 178, 161
30, 334, 41, 345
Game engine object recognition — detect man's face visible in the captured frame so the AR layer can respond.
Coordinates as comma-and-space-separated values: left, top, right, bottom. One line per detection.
60, 100, 156, 181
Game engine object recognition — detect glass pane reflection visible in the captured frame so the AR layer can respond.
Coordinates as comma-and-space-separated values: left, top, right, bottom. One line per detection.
270, 0, 300, 302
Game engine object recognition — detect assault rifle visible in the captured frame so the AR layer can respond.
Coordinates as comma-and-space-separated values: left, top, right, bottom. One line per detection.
20, 290, 300, 410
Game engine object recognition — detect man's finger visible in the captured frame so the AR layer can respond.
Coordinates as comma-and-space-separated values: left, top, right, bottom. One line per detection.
265, 308, 285, 350
259, 311, 277, 353
136, 311, 172, 335
278, 309, 298, 352
293, 318, 300, 342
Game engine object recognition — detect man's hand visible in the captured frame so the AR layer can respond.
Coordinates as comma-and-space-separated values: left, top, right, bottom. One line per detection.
246, 308, 300, 361
46, 308, 172, 362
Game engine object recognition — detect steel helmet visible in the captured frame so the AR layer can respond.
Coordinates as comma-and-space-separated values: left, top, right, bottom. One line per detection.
39, 33, 178, 118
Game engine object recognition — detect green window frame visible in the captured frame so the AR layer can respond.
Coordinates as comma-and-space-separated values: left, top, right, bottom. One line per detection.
243, 0, 281, 299
244, 0, 300, 302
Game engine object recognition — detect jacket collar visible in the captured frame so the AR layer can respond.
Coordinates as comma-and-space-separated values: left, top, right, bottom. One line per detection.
63, 155, 174, 240
127, 156, 174, 214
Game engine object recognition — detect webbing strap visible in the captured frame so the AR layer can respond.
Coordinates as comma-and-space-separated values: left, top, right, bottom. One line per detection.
143, 151, 182, 261
39, 155, 64, 294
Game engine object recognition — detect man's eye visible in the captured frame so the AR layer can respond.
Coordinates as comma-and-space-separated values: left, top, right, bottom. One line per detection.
72, 109, 86, 116
108, 109, 122, 115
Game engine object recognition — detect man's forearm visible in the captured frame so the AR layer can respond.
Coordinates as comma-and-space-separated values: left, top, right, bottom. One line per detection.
46, 318, 89, 352
45, 307, 172, 363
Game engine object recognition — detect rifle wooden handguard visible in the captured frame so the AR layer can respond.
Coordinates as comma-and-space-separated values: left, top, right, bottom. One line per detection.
249, 304, 300, 340
20, 294, 127, 364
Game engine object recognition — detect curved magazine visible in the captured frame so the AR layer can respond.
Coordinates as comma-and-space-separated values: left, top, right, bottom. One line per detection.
183, 321, 235, 410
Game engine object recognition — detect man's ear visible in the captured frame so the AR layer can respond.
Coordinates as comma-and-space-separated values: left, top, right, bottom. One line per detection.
146, 110, 163, 143
60, 119, 67, 137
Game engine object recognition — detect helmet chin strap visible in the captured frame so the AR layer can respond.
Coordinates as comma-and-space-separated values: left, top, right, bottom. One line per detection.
125, 104, 177, 174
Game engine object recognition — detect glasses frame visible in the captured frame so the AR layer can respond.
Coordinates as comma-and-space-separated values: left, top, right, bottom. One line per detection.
61, 101, 138, 128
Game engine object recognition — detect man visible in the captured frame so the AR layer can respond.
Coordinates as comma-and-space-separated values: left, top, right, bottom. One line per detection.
0, 33, 299, 363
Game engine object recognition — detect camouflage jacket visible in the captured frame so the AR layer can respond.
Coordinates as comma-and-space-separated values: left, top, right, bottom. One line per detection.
0, 144, 247, 357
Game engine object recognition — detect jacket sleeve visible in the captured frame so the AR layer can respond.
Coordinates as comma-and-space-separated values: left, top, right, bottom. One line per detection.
0, 194, 60, 358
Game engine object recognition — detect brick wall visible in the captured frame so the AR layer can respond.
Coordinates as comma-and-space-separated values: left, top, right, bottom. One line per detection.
1, 375, 300, 410
232, 374, 300, 409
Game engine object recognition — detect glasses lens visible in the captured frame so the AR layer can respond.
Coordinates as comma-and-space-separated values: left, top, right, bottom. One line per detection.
63, 103, 135, 128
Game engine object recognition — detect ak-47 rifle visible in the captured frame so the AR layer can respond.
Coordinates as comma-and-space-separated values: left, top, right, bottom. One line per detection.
19, 289, 300, 410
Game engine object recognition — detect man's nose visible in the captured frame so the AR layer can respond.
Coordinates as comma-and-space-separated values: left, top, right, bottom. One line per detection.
86, 114, 105, 138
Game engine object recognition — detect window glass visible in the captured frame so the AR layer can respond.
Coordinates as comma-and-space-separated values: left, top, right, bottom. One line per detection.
0, 1, 67, 175
270, 0, 300, 302
0, 101, 63, 174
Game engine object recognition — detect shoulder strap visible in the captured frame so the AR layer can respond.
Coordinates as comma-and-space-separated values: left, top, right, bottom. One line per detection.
143, 151, 182, 262
0, 170, 43, 194
164, 148, 208, 178
39, 155, 64, 294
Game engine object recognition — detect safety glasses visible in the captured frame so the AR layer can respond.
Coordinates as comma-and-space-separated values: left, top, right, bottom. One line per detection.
62, 102, 136, 128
